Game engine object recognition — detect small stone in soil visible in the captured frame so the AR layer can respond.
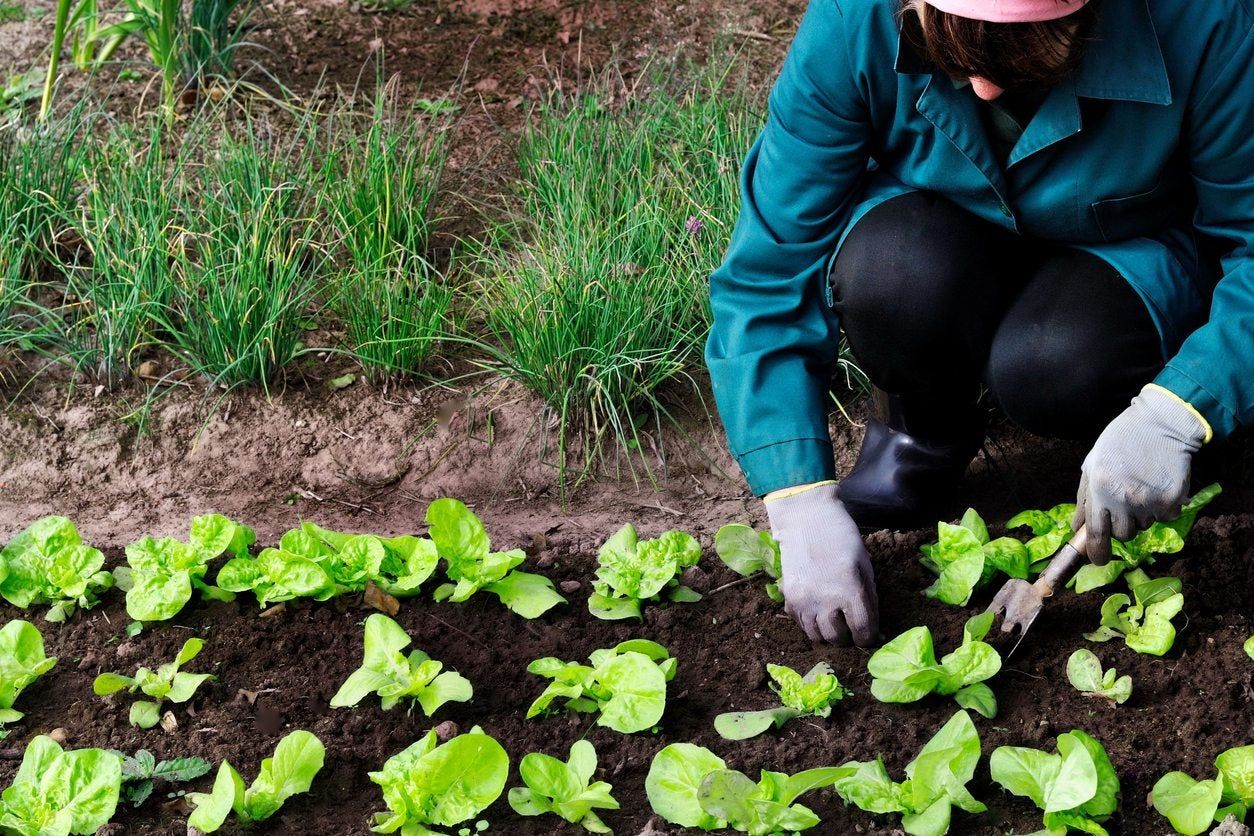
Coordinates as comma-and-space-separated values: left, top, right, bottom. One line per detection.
559, 580, 581, 594
432, 720, 459, 741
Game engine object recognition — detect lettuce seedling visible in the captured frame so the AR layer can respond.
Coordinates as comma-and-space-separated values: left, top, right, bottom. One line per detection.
425, 498, 565, 619
1152, 745, 1254, 835
1069, 483, 1221, 593
1006, 503, 1076, 570
645, 742, 846, 835
1083, 568, 1183, 656
331, 614, 472, 715
216, 543, 336, 608
1246, 636, 1254, 661
920, 509, 1030, 606
990, 729, 1120, 835
832, 710, 987, 836
646, 743, 728, 830
0, 735, 123, 834
93, 637, 215, 729
369, 725, 509, 835
1065, 649, 1131, 705
527, 639, 677, 734
713, 524, 783, 603
0, 619, 57, 736
187, 730, 326, 833
714, 662, 847, 740
300, 521, 439, 596
868, 612, 1001, 718
114, 514, 253, 622
111, 749, 211, 807
509, 740, 619, 833
0, 516, 113, 622
699, 766, 857, 835
588, 524, 703, 620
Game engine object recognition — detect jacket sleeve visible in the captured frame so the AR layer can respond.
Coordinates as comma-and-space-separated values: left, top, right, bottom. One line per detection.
704, 0, 873, 496
1154, 13, 1254, 439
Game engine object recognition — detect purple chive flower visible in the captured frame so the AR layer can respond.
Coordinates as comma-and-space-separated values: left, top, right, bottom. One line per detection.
685, 216, 703, 236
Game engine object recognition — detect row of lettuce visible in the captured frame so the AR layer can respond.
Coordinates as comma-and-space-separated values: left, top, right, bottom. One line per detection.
0, 486, 1250, 834
3, 608, 1251, 835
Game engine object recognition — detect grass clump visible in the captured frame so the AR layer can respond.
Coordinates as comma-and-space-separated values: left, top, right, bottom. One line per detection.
320, 83, 454, 380
162, 119, 325, 389
63, 124, 178, 383
475, 67, 759, 475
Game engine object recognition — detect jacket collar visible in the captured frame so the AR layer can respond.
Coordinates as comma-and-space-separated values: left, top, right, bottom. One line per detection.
894, 0, 1172, 105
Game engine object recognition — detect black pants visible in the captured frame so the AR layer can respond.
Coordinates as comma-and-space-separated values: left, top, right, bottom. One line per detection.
829, 191, 1164, 441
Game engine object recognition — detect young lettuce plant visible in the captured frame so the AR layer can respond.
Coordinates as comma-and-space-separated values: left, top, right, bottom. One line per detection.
713, 523, 783, 603
990, 729, 1120, 835
425, 498, 565, 618
868, 612, 1002, 718
115, 514, 253, 622
92, 638, 215, 729
1069, 483, 1221, 593
187, 730, 326, 833
299, 521, 439, 596
1065, 649, 1132, 705
509, 740, 619, 833
645, 742, 847, 835
216, 542, 336, 608
0, 736, 123, 834
370, 726, 509, 836
832, 710, 987, 836
0, 515, 113, 621
1083, 568, 1184, 656
330, 614, 472, 715
1006, 502, 1076, 571
589, 524, 703, 620
1246, 636, 1254, 661
527, 640, 677, 734
919, 509, 1030, 606
1152, 745, 1254, 835
0, 619, 57, 737
714, 662, 847, 740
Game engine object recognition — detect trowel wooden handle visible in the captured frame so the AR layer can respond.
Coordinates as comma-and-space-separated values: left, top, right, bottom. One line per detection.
1035, 526, 1088, 596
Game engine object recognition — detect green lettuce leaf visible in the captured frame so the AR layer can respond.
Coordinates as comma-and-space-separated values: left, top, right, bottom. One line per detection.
0, 516, 113, 621
1084, 569, 1184, 656
713, 523, 783, 602
646, 743, 728, 830
369, 726, 508, 833
1065, 649, 1132, 705
834, 710, 985, 836
990, 729, 1119, 833
920, 510, 1030, 606
92, 638, 214, 729
426, 498, 564, 618
188, 731, 324, 831
216, 546, 335, 608
590, 524, 702, 620
0, 619, 57, 727
0, 736, 122, 835
508, 740, 619, 833
715, 662, 847, 741
330, 614, 472, 714
868, 614, 1001, 717
526, 641, 673, 734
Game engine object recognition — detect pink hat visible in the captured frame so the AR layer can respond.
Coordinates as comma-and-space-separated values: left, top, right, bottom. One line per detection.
924, 0, 1089, 22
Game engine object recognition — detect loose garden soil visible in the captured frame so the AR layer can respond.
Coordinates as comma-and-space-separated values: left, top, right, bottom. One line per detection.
2, 0, 1253, 833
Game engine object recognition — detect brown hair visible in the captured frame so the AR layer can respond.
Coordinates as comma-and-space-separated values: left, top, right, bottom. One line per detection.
902, 0, 1100, 89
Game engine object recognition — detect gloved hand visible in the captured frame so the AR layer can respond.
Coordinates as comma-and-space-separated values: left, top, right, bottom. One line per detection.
1074, 385, 1210, 565
764, 482, 879, 645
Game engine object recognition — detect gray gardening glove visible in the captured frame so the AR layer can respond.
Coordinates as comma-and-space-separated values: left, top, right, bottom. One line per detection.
764, 483, 879, 646
1074, 385, 1209, 565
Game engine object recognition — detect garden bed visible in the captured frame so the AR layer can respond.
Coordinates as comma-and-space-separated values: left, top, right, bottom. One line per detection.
0, 385, 1251, 835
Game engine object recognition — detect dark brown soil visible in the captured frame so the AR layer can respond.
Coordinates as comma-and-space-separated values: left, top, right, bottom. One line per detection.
1, 432, 1251, 835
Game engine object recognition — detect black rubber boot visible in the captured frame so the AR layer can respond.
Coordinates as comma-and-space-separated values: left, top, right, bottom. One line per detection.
837, 389, 985, 531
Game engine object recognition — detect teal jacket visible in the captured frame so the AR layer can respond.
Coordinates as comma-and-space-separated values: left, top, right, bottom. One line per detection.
706, 0, 1254, 496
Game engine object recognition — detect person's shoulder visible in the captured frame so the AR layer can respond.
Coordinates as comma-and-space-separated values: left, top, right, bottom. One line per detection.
1148, 0, 1253, 31
805, 0, 900, 43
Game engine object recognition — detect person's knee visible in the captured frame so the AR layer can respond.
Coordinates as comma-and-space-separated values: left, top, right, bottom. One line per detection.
986, 327, 1131, 439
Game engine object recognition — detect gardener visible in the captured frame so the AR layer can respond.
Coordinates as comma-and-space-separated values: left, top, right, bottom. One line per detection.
707, 0, 1253, 645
